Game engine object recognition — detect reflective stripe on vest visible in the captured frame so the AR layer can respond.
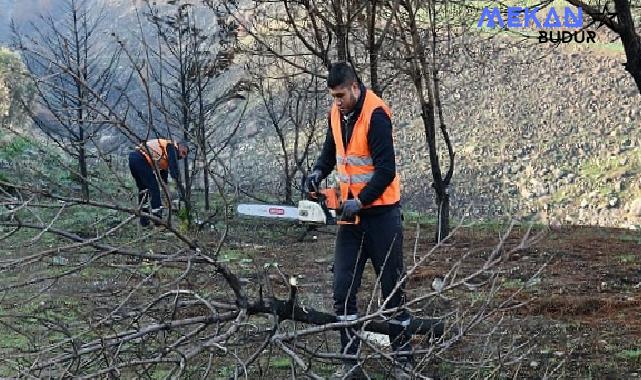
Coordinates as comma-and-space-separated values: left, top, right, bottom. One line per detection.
337, 173, 374, 184
330, 89, 401, 207
336, 155, 374, 166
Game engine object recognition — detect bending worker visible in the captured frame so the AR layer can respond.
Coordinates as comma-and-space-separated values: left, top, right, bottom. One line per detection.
128, 138, 187, 226
307, 63, 413, 380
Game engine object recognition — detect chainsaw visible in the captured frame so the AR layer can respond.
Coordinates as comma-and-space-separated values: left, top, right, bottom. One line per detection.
236, 187, 359, 225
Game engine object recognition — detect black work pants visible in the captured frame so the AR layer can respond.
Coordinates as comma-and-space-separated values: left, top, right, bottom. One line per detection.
128, 151, 167, 226
333, 206, 413, 363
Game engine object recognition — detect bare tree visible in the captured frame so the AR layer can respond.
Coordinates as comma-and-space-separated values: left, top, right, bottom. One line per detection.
140, 0, 242, 222
251, 58, 324, 204
12, 0, 125, 201
389, 0, 455, 242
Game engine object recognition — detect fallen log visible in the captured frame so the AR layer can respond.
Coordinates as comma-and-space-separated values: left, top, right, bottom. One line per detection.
249, 297, 444, 338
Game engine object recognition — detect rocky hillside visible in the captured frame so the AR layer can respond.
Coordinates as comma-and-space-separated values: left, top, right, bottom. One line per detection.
230, 35, 641, 229
424, 36, 641, 229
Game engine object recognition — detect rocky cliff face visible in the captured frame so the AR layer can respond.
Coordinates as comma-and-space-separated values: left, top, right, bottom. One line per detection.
230, 36, 641, 228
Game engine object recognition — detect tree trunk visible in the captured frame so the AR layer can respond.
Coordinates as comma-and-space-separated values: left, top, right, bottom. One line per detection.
435, 192, 449, 243
367, 1, 381, 95
72, 2, 89, 202
333, 1, 347, 61
198, 88, 209, 211
285, 172, 293, 205
369, 51, 380, 95
78, 132, 89, 201
403, 0, 451, 243
183, 130, 192, 227
203, 162, 210, 211
614, 0, 641, 92
420, 101, 448, 242
194, 42, 209, 211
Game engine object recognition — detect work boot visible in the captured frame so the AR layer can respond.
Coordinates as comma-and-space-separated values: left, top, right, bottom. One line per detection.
139, 206, 151, 227
151, 207, 164, 226
330, 363, 366, 380
391, 360, 414, 380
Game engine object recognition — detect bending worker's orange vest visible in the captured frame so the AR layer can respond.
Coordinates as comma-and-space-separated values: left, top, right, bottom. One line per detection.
330, 89, 401, 207
137, 139, 173, 170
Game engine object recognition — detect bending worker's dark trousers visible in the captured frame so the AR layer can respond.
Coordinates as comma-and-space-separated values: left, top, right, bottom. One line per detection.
128, 151, 167, 226
333, 206, 412, 364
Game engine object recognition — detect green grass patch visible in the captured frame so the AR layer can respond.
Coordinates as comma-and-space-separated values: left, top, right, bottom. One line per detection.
215, 364, 238, 378
271, 356, 292, 370
550, 189, 569, 204
619, 233, 641, 243
0, 135, 32, 160
403, 211, 437, 227
561, 150, 641, 209
312, 361, 340, 377
617, 254, 637, 264
472, 219, 546, 234
502, 278, 525, 289
79, 264, 121, 280
0, 331, 30, 350
139, 261, 158, 275
0, 293, 86, 359
217, 249, 244, 263
474, 219, 510, 233
617, 348, 641, 361
5, 204, 127, 243
151, 368, 174, 379
580, 154, 641, 183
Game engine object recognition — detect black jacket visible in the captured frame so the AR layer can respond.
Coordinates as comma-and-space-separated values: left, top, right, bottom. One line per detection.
313, 83, 399, 215
165, 144, 181, 182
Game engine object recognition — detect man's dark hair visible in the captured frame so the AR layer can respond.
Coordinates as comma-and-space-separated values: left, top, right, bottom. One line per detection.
327, 62, 358, 88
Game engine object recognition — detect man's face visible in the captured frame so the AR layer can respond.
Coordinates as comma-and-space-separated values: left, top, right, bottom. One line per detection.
329, 81, 359, 115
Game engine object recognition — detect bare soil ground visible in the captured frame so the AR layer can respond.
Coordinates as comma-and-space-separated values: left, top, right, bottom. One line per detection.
2, 220, 640, 378
229, 221, 641, 378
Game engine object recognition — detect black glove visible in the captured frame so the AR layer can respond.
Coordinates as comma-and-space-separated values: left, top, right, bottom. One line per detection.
306, 170, 323, 192
341, 198, 362, 218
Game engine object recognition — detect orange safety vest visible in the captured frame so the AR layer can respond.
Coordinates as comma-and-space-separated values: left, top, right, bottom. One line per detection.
330, 89, 401, 207
137, 139, 174, 170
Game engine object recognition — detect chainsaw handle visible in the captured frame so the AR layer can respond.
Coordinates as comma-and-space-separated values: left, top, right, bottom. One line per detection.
303, 174, 321, 197
307, 191, 319, 201
307, 187, 357, 225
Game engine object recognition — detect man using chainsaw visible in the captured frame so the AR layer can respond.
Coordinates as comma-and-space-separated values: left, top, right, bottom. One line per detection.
307, 62, 413, 379
128, 138, 187, 227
